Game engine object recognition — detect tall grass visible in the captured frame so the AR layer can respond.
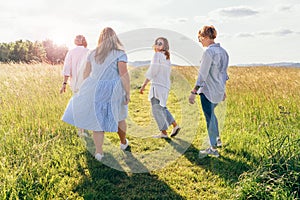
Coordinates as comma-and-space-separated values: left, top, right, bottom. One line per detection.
0, 64, 299, 199
227, 67, 300, 199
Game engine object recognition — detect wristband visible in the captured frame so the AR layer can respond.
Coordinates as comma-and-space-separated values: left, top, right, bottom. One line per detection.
63, 82, 67, 85
194, 85, 200, 91
191, 91, 197, 95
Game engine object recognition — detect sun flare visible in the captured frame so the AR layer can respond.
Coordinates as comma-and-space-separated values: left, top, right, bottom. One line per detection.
48, 30, 71, 47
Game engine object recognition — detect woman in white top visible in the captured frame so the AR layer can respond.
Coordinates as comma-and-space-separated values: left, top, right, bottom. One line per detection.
60, 35, 89, 94
60, 35, 89, 136
140, 37, 180, 138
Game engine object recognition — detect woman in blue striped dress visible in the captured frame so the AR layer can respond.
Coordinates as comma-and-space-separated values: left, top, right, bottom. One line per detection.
62, 27, 130, 161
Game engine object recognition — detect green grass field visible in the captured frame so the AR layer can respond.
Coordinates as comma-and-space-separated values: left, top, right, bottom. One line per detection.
0, 63, 299, 199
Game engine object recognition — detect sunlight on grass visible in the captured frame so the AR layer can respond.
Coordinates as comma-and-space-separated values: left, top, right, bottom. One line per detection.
0, 64, 299, 199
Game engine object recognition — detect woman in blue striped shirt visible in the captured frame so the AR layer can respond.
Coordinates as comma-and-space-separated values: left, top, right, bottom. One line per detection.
189, 25, 229, 158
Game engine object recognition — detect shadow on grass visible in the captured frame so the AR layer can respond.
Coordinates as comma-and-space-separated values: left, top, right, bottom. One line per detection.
74, 137, 184, 200
169, 138, 254, 184
73, 134, 255, 198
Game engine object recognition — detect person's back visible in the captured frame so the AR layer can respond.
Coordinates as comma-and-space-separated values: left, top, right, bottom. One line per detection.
148, 52, 171, 90
67, 46, 89, 91
87, 50, 125, 81
61, 35, 89, 93
62, 28, 130, 162
201, 43, 229, 103
189, 25, 229, 158
68, 46, 89, 72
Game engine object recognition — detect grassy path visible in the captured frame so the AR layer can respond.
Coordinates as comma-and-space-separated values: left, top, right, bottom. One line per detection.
0, 64, 299, 199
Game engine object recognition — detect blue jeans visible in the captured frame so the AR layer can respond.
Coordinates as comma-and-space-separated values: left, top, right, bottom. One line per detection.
151, 97, 175, 131
200, 94, 219, 147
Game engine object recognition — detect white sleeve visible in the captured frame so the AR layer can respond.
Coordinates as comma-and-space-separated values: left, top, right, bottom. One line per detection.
145, 53, 160, 80
62, 51, 72, 76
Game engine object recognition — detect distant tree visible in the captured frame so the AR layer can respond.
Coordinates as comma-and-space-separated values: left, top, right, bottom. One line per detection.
0, 39, 67, 64
9, 40, 27, 62
28, 41, 47, 63
42, 39, 68, 64
0, 43, 10, 62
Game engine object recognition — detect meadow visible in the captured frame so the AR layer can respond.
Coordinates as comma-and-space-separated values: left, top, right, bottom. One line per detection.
0, 63, 299, 199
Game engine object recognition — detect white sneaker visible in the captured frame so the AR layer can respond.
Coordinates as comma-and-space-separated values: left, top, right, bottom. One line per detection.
77, 130, 89, 137
120, 139, 129, 150
199, 147, 220, 158
170, 125, 181, 137
153, 133, 169, 138
95, 153, 104, 161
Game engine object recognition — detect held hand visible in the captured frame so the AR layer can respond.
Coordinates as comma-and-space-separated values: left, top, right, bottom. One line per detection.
60, 85, 66, 94
223, 92, 227, 101
189, 93, 196, 104
124, 93, 130, 105
139, 88, 144, 94
139, 85, 145, 94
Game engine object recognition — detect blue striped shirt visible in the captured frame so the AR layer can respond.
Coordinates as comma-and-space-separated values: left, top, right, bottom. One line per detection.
196, 43, 229, 103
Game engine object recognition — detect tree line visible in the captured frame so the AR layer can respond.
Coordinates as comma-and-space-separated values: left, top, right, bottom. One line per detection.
0, 39, 68, 64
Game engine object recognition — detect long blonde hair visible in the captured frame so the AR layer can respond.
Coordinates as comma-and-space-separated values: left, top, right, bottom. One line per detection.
95, 27, 124, 64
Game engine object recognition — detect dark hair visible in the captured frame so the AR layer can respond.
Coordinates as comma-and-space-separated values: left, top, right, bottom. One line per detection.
198, 25, 217, 39
154, 37, 170, 60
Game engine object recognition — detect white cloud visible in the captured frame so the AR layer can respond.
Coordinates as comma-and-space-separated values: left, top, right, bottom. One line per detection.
276, 4, 294, 12
214, 6, 259, 18
235, 33, 254, 38
274, 29, 294, 36
257, 31, 273, 36
194, 6, 259, 25
258, 29, 296, 37
177, 18, 188, 23
163, 17, 189, 25
235, 28, 298, 38
193, 15, 218, 24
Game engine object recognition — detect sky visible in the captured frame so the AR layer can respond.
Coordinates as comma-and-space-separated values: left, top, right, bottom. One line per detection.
1, 0, 300, 65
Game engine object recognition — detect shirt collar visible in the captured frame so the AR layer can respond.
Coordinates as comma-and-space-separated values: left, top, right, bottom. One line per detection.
208, 43, 220, 48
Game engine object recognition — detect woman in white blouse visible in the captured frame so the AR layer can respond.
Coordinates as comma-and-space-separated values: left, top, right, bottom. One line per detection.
60, 35, 89, 137
60, 35, 89, 94
140, 37, 180, 138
